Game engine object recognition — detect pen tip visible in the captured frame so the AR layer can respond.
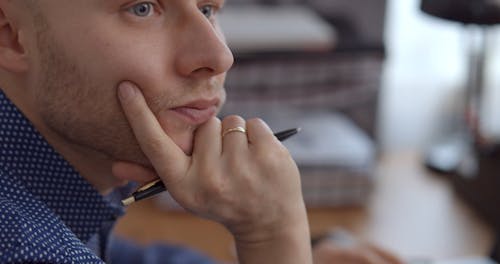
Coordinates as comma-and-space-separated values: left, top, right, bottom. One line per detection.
122, 196, 136, 206
296, 127, 302, 133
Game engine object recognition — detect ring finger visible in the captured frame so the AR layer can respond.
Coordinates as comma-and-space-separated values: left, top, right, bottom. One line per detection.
221, 115, 248, 154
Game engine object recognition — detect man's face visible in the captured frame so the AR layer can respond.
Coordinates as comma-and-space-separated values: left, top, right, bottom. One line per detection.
25, 0, 233, 164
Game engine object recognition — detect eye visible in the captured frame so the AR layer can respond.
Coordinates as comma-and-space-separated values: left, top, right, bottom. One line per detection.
128, 2, 155, 17
200, 5, 216, 19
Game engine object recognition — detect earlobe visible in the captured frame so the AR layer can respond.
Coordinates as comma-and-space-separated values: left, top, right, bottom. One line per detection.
0, 7, 28, 73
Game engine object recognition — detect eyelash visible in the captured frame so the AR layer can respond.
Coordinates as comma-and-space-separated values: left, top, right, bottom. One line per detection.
127, 2, 157, 18
199, 3, 221, 20
126, 1, 221, 20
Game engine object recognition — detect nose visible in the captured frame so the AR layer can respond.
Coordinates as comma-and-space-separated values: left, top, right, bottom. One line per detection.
174, 13, 234, 79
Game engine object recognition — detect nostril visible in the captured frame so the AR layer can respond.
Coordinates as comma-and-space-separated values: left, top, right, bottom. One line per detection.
190, 67, 216, 79
174, 20, 234, 78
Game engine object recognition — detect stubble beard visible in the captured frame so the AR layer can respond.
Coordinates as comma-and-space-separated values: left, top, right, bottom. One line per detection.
33, 19, 150, 166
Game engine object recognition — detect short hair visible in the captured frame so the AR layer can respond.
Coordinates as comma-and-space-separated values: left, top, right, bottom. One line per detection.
18, 0, 46, 30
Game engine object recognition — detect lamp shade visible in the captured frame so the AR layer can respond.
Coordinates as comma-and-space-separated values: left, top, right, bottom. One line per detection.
420, 0, 500, 25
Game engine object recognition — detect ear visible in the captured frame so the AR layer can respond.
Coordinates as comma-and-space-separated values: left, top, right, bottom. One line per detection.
0, 4, 28, 73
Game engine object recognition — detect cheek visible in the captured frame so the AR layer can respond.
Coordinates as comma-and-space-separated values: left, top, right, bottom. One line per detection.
97, 32, 170, 78
41, 14, 174, 104
66, 29, 171, 99
84, 42, 199, 153
97, 48, 174, 107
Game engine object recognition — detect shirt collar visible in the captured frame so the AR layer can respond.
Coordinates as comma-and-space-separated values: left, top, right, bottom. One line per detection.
0, 90, 127, 243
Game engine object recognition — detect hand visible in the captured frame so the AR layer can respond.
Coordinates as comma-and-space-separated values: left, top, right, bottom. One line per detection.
114, 82, 312, 263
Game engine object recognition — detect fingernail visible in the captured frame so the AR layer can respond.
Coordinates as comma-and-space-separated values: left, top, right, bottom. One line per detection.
118, 82, 137, 101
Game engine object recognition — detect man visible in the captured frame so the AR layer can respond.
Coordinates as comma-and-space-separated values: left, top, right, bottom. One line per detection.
0, 0, 401, 263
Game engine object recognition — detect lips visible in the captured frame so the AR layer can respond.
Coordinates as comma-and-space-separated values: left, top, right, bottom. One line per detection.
170, 98, 219, 125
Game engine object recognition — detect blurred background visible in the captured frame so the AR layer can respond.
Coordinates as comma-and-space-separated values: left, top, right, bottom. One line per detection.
115, 0, 500, 263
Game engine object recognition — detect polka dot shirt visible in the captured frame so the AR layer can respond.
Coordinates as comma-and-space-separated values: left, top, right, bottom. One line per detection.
0, 90, 219, 264
0, 91, 124, 263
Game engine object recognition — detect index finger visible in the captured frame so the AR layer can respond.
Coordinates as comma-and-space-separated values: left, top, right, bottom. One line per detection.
117, 81, 189, 185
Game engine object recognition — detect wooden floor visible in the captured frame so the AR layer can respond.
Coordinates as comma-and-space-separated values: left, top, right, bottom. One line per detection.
114, 151, 494, 262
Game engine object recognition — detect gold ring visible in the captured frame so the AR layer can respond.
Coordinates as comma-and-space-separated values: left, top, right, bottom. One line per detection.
222, 126, 246, 138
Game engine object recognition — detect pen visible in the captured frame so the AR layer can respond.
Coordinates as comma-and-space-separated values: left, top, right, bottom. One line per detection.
122, 127, 301, 206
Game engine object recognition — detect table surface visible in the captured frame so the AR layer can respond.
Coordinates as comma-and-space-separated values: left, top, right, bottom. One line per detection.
114, 151, 494, 262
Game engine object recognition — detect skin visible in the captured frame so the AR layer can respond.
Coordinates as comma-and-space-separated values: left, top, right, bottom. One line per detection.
0, 0, 312, 263
0, 0, 403, 263
2, 0, 235, 192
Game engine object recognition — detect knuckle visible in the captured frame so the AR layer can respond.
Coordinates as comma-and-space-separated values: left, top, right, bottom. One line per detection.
247, 117, 271, 132
197, 116, 221, 134
200, 173, 225, 196
246, 118, 266, 133
211, 116, 222, 127
222, 115, 245, 126
253, 145, 296, 175
206, 116, 221, 128
246, 117, 265, 127
259, 143, 291, 161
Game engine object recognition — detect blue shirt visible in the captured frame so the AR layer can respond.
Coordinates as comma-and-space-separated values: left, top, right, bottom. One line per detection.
0, 90, 216, 264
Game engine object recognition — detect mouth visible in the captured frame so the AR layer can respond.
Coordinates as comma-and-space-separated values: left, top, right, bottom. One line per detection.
169, 98, 220, 125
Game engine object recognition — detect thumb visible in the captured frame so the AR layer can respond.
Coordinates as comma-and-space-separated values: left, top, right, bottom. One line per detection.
117, 81, 190, 186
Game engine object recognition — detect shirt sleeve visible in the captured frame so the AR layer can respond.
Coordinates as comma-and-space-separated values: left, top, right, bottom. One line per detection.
107, 235, 218, 264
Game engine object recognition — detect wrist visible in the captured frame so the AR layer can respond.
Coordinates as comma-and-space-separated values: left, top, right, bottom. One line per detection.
230, 199, 309, 244
232, 202, 312, 264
